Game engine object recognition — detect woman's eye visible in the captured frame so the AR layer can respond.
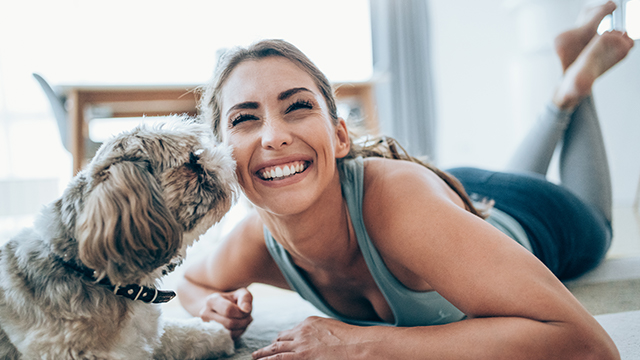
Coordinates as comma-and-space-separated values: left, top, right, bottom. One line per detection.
286, 100, 313, 113
230, 114, 258, 127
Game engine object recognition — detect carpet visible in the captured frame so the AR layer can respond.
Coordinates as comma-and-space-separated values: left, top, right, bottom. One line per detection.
178, 290, 640, 359
567, 278, 640, 315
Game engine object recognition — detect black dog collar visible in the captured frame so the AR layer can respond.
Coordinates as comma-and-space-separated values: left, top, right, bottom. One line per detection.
54, 255, 176, 304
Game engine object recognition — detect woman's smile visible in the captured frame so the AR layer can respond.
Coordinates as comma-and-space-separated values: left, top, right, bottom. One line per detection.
252, 156, 315, 189
257, 160, 310, 181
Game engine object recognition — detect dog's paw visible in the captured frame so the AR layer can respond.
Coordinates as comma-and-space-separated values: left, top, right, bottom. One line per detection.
196, 320, 235, 358
156, 317, 234, 360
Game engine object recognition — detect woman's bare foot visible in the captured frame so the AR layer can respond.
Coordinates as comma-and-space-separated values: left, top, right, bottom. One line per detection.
554, 0, 617, 72
554, 30, 635, 110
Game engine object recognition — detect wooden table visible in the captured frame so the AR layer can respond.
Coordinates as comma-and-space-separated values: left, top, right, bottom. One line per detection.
58, 84, 199, 174
59, 82, 376, 174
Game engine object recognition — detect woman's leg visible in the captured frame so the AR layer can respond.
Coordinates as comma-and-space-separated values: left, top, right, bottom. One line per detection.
558, 95, 612, 222
504, 96, 612, 223
505, 105, 571, 177
508, 3, 634, 222
506, 1, 617, 177
553, 30, 632, 223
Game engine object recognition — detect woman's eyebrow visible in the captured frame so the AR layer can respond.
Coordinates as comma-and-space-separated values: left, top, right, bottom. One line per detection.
225, 88, 311, 117
278, 87, 313, 101
226, 102, 259, 117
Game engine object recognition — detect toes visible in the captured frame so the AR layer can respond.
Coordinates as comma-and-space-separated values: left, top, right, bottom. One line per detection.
579, 0, 617, 27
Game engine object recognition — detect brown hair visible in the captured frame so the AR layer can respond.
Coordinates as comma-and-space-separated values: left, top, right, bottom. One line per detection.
344, 135, 490, 218
199, 39, 487, 218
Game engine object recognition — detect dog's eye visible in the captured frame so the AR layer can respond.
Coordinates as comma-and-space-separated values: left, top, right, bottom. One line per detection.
145, 160, 154, 175
185, 152, 203, 173
189, 152, 200, 164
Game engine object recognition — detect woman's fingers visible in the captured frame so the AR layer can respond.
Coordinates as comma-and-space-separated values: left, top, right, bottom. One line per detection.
233, 287, 253, 313
199, 288, 254, 339
275, 328, 296, 342
203, 308, 253, 331
209, 293, 249, 318
252, 339, 295, 359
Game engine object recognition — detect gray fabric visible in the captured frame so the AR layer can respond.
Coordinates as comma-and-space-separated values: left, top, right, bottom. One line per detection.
369, 0, 437, 159
559, 96, 612, 222
263, 229, 387, 326
506, 96, 612, 222
485, 207, 533, 253
506, 103, 571, 176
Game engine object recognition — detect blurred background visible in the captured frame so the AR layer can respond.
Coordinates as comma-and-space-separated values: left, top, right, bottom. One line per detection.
1, 0, 639, 257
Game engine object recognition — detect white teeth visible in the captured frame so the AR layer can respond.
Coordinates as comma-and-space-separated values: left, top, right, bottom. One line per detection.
261, 162, 306, 180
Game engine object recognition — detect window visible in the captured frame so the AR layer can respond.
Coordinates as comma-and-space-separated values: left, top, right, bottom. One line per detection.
625, 0, 640, 39
598, 0, 640, 39
0, 0, 372, 240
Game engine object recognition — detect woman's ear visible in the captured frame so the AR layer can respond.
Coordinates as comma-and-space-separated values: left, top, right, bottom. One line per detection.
335, 117, 351, 158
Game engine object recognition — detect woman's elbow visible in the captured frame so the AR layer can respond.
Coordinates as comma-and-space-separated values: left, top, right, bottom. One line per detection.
175, 274, 204, 317
571, 326, 619, 360
585, 339, 619, 360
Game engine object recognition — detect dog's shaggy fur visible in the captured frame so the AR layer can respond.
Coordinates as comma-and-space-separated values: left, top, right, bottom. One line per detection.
0, 117, 237, 359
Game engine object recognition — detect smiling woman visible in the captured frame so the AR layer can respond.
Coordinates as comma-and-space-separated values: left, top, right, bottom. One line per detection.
177, 14, 633, 356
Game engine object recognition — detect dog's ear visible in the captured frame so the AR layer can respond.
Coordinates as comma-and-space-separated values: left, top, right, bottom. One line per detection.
76, 160, 182, 284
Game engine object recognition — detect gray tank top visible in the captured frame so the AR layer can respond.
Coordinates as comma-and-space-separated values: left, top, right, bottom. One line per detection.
264, 157, 530, 326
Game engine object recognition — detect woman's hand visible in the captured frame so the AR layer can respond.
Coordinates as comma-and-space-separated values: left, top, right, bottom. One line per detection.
252, 316, 360, 360
199, 287, 254, 340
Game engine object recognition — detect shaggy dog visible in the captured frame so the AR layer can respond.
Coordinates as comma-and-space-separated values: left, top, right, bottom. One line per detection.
0, 117, 236, 359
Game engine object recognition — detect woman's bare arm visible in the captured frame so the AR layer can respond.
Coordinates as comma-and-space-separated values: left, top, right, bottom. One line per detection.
358, 159, 617, 359
177, 209, 289, 334
254, 159, 618, 359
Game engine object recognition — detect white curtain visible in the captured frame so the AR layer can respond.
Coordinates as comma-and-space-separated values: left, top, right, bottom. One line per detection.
369, 0, 437, 159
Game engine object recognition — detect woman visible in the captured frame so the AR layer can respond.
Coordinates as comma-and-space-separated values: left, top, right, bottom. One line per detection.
178, 2, 634, 358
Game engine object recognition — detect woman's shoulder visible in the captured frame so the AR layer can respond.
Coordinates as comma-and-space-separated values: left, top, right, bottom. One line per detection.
360, 157, 468, 251
362, 157, 450, 198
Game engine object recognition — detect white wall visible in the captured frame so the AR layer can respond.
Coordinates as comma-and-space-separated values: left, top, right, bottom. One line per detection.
429, 0, 640, 206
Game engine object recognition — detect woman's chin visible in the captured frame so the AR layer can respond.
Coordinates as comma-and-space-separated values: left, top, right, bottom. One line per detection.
248, 185, 318, 216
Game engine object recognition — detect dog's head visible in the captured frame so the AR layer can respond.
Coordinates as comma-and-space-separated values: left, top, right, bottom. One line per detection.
64, 116, 236, 285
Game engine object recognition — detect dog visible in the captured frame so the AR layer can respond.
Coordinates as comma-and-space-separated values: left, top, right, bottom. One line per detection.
0, 116, 237, 359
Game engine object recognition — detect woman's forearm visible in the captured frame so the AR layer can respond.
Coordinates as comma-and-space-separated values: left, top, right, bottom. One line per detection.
176, 277, 217, 317
350, 316, 618, 360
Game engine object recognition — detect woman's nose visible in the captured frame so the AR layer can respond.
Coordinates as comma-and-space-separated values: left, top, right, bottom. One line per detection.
260, 118, 293, 150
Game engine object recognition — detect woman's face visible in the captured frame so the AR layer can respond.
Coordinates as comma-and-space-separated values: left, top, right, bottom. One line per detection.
219, 57, 350, 215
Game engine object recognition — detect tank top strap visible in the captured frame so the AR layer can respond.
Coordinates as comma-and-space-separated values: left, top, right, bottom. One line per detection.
339, 157, 465, 326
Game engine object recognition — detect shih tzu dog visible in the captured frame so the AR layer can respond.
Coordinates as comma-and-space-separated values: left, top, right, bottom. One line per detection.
0, 117, 237, 359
